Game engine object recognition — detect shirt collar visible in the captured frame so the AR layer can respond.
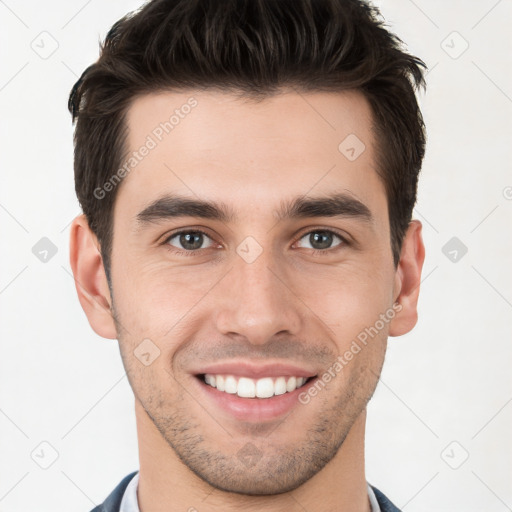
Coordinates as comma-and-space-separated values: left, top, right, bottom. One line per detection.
120, 472, 381, 512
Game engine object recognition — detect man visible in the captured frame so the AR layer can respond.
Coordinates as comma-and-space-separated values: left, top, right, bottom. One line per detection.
68, 0, 426, 510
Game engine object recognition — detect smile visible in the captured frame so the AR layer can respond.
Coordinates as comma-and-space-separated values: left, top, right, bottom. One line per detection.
201, 374, 312, 399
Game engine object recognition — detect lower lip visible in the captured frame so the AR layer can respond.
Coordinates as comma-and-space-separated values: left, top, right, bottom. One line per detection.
195, 376, 317, 422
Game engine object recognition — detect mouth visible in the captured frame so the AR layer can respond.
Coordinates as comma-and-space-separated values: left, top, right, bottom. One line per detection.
192, 364, 320, 422
196, 373, 316, 399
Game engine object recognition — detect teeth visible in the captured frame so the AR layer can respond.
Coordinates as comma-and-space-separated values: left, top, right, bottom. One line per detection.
225, 376, 238, 394
286, 376, 297, 392
256, 377, 274, 398
203, 374, 310, 398
274, 377, 287, 396
238, 377, 256, 398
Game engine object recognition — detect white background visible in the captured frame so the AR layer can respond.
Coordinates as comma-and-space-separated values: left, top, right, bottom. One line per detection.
1, 1, 511, 510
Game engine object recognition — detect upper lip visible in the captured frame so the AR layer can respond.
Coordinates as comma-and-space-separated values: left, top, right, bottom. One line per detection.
193, 361, 318, 379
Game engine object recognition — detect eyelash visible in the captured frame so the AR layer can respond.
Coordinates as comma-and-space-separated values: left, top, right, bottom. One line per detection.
162, 228, 350, 257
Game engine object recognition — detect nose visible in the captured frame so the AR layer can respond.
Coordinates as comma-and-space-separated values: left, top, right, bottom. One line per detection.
213, 246, 303, 346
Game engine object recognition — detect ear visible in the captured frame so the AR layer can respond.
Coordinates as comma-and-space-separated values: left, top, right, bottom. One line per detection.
388, 220, 425, 337
69, 214, 117, 339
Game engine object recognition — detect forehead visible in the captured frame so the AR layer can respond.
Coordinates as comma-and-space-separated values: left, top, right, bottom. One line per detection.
117, 88, 387, 224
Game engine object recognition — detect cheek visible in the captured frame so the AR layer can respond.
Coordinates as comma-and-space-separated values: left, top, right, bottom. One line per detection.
111, 258, 222, 336
292, 264, 394, 336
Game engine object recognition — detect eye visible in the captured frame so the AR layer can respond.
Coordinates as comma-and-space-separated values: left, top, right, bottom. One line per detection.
162, 228, 348, 257
165, 230, 216, 254
295, 229, 347, 253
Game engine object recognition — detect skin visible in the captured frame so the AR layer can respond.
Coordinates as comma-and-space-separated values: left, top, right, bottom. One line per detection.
70, 88, 425, 512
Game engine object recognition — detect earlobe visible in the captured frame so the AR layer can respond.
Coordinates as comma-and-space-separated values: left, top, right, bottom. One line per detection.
388, 220, 425, 337
69, 214, 117, 339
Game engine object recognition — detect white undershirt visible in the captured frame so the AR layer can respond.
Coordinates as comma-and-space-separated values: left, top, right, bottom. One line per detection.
120, 472, 382, 511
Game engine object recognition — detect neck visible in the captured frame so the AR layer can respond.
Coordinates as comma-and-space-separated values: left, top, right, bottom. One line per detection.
136, 400, 370, 512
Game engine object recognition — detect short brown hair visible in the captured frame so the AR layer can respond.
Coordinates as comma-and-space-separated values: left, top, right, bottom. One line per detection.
68, 0, 427, 282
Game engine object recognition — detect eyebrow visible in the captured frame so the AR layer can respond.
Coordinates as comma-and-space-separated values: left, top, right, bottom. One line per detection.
135, 192, 373, 228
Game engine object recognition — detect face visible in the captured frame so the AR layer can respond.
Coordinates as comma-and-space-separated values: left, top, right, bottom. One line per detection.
75, 88, 423, 495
